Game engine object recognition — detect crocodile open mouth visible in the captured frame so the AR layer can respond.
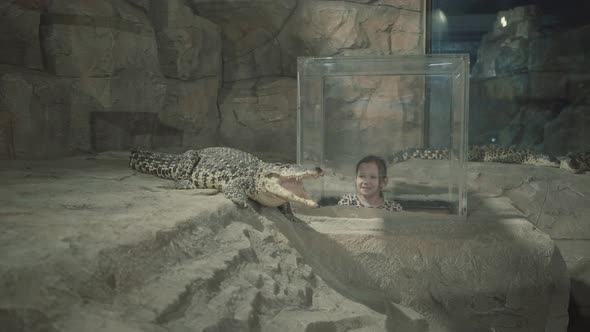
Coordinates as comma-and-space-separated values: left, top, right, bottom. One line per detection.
264, 167, 323, 207
279, 177, 313, 200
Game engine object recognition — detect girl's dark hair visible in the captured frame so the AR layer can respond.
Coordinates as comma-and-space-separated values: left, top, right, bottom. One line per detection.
355, 155, 388, 180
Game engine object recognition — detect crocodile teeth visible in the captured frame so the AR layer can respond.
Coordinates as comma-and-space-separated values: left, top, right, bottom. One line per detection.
280, 178, 311, 199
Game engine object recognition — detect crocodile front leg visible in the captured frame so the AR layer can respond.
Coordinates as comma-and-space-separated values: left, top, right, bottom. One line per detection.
223, 177, 255, 208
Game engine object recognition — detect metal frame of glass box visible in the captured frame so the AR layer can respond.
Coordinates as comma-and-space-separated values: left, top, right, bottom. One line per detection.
297, 55, 469, 217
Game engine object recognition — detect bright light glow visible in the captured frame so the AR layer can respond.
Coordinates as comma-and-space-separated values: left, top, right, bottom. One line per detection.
437, 9, 447, 24
500, 16, 507, 27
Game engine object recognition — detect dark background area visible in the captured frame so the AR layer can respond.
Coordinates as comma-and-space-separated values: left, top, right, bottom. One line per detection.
429, 0, 590, 67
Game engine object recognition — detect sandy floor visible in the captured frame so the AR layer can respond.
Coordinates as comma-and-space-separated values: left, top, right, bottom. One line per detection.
0, 152, 388, 331
0, 152, 588, 331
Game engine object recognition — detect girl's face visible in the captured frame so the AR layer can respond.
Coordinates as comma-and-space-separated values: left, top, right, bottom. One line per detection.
355, 162, 387, 198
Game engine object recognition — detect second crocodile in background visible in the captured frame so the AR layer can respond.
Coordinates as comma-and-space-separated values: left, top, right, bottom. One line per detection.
129, 147, 323, 215
388, 144, 589, 173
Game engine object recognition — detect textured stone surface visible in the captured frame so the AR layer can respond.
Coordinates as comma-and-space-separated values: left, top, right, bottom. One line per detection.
191, 0, 423, 81
0, 1, 43, 70
68, 71, 170, 153
328, 75, 424, 163
125, 0, 150, 12
0, 111, 15, 159
191, 0, 295, 82
529, 24, 590, 72
40, 0, 160, 77
385, 302, 428, 332
543, 105, 590, 155
90, 111, 160, 151
0, 67, 220, 157
470, 5, 590, 154
0, 69, 73, 158
0, 154, 386, 331
278, 0, 423, 76
151, 0, 222, 80
0, 153, 582, 332
479, 163, 590, 329
0, 0, 223, 158
472, 5, 540, 78
81, 73, 221, 151
158, 76, 220, 149
0, 73, 32, 157
219, 77, 298, 160
286, 208, 569, 332
388, 158, 590, 329
0, 0, 425, 160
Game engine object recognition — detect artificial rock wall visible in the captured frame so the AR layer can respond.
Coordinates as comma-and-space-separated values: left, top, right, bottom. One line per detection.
0, 0, 424, 160
0, 0, 222, 158
470, 5, 590, 155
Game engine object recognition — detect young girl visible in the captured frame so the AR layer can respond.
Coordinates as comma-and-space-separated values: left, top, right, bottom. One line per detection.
337, 155, 403, 212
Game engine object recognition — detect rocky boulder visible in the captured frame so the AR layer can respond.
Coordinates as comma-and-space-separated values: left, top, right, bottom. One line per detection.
191, 0, 295, 82
0, 0, 426, 160
219, 77, 298, 160
190, 0, 423, 79
543, 105, 590, 155
0, 1, 43, 70
470, 5, 590, 154
281, 204, 569, 332
278, 0, 423, 76
0, 0, 222, 158
40, 0, 160, 77
0, 154, 387, 332
150, 0, 222, 81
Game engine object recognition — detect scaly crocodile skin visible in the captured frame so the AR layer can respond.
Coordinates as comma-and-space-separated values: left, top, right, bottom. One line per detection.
129, 147, 323, 210
389, 145, 561, 168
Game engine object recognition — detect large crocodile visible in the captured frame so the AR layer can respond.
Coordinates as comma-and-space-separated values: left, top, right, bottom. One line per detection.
129, 147, 323, 216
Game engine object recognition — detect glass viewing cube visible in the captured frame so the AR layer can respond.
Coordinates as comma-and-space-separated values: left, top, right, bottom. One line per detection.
297, 55, 469, 217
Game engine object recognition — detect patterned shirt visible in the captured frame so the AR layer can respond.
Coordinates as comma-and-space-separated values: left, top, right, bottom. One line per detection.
337, 193, 403, 212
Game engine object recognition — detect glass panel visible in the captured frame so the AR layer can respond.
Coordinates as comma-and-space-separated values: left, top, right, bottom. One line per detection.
297, 55, 469, 218
429, 1, 590, 154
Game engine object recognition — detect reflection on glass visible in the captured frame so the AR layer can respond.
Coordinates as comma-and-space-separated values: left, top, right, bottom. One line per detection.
297, 55, 469, 218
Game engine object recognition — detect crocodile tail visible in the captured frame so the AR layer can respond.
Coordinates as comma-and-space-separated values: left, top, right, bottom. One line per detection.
129, 148, 199, 180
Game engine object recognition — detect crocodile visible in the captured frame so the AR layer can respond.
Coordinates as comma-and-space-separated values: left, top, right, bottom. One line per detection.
129, 147, 323, 215
388, 144, 589, 173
